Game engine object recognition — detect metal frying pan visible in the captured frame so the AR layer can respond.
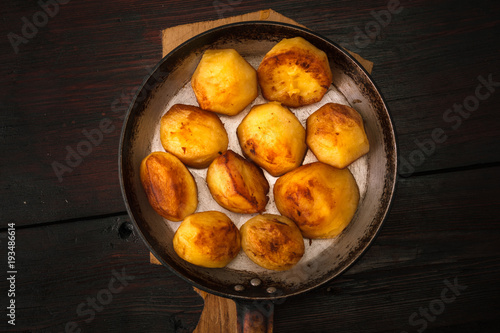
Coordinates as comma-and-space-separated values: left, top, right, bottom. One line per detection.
119, 21, 397, 331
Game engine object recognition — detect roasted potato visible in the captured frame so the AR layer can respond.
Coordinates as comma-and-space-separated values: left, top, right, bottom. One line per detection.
140, 151, 198, 221
160, 104, 228, 168
206, 150, 269, 214
173, 211, 241, 268
306, 103, 369, 169
274, 162, 359, 239
257, 37, 333, 107
191, 49, 258, 116
237, 102, 307, 177
240, 214, 304, 271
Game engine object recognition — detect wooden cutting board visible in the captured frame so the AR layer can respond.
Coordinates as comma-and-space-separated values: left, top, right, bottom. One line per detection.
152, 9, 373, 333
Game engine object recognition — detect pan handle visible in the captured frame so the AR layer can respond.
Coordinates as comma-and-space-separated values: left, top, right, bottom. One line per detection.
235, 299, 274, 333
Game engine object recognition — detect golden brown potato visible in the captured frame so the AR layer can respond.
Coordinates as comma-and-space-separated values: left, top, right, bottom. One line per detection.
306, 103, 369, 169
140, 151, 198, 221
173, 211, 241, 268
240, 214, 305, 271
191, 49, 258, 116
274, 162, 359, 239
160, 104, 228, 168
257, 37, 332, 107
206, 150, 269, 214
237, 102, 307, 177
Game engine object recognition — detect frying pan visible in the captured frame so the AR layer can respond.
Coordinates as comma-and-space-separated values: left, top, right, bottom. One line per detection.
119, 21, 397, 332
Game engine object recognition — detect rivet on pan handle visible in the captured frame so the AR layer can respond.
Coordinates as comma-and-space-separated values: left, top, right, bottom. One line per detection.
236, 299, 274, 333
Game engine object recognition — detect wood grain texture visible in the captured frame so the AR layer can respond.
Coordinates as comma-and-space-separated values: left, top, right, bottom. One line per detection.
160, 9, 373, 73
1, 166, 499, 332
1, 1, 500, 332
1, 0, 499, 226
150, 258, 238, 333
161, 9, 306, 57
0, 215, 204, 333
151, 252, 239, 333
192, 288, 237, 333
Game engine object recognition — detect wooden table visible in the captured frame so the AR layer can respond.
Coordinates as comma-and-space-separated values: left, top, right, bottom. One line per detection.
1, 1, 499, 332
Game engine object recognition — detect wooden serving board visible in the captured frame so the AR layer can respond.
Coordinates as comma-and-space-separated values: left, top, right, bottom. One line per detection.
151, 9, 373, 333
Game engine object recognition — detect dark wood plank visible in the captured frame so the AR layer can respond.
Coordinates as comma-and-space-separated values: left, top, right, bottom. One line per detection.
1, 0, 499, 226
1, 166, 499, 332
0, 215, 204, 332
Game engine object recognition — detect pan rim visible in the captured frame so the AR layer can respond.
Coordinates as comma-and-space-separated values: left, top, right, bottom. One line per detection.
118, 20, 398, 301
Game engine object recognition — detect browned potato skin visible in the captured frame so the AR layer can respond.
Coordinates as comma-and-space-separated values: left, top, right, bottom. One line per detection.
206, 150, 269, 214
140, 151, 198, 221
307, 103, 370, 169
241, 214, 305, 271
160, 104, 228, 168
257, 37, 333, 108
191, 49, 258, 116
173, 211, 241, 268
237, 102, 307, 177
274, 162, 359, 239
